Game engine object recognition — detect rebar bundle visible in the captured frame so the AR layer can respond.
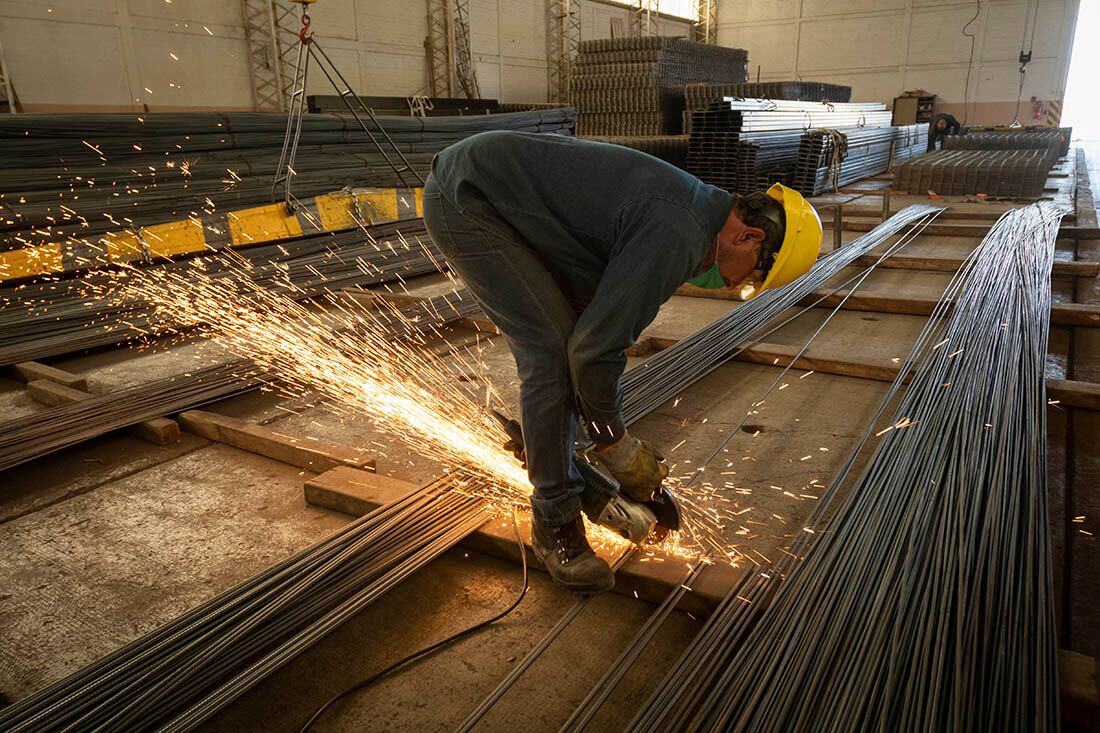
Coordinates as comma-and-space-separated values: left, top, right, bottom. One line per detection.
893, 148, 1053, 198
0, 474, 491, 732
792, 123, 928, 196
570, 37, 748, 136
686, 99, 893, 196
628, 202, 1064, 731
0, 109, 575, 247
0, 219, 437, 366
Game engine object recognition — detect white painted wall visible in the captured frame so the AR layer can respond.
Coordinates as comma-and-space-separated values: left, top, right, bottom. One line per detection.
0, 0, 690, 112
717, 0, 1080, 126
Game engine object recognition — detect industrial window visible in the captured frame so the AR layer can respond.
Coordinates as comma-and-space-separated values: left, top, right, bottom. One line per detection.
604, 0, 698, 23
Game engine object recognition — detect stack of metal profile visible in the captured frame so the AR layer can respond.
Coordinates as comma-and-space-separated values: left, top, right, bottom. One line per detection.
893, 148, 1053, 197
581, 135, 689, 169
686, 99, 892, 194
792, 123, 928, 195
682, 81, 852, 133
0, 108, 575, 248
571, 37, 748, 136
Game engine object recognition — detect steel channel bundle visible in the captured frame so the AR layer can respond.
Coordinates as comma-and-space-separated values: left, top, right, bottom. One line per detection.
0, 474, 491, 732
0, 219, 437, 366
686, 99, 892, 195
570, 37, 748, 136
894, 148, 1053, 198
682, 82, 853, 134
0, 108, 575, 247
629, 203, 1064, 731
792, 123, 929, 196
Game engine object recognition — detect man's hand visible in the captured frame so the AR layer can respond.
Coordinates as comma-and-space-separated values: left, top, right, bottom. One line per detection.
594, 431, 668, 503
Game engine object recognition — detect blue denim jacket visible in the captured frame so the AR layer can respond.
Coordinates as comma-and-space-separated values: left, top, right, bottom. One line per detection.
430, 130, 732, 441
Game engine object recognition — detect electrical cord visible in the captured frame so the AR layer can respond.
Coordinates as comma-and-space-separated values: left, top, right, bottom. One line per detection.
961, 0, 981, 125
299, 509, 530, 732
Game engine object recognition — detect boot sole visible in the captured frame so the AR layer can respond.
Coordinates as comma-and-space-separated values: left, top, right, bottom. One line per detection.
532, 544, 615, 594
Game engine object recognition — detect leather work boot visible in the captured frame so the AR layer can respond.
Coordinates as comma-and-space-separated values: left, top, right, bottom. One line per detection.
531, 517, 615, 594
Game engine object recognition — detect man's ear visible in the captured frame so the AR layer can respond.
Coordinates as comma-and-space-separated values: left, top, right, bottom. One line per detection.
738, 225, 766, 246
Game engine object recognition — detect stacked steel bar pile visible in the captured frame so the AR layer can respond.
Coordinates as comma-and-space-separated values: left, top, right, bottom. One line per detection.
0, 219, 438, 366
570, 37, 747, 136
581, 135, 689, 169
893, 148, 1053, 197
792, 123, 928, 196
686, 99, 892, 194
0, 109, 575, 247
305, 95, 499, 115
0, 474, 491, 732
1, 209, 942, 729
0, 272, 481, 472
629, 203, 1063, 731
682, 81, 852, 134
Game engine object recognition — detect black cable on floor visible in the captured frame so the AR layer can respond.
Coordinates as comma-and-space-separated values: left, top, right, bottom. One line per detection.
300, 509, 529, 732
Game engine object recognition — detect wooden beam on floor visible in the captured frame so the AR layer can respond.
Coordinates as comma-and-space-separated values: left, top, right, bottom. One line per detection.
7, 361, 87, 390
640, 337, 1100, 411
304, 465, 741, 616
178, 410, 376, 474
25, 380, 180, 445
850, 253, 1100, 278
842, 220, 1100, 239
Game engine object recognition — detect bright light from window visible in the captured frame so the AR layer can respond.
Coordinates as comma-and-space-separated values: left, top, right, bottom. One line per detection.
604, 0, 698, 23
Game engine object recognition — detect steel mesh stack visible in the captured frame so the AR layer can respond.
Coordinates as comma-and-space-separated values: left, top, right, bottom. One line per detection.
893, 148, 1053, 197
571, 37, 748, 136
682, 81, 852, 133
792, 123, 928, 196
582, 135, 689, 169
686, 99, 892, 194
943, 129, 1065, 167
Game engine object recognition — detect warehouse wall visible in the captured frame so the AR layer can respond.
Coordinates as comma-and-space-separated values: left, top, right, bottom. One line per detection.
0, 0, 689, 113
717, 0, 1079, 126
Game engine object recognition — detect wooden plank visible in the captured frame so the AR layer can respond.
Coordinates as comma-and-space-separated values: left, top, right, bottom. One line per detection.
304, 466, 740, 615
9, 361, 87, 390
25, 380, 180, 445
178, 410, 376, 473
850, 253, 1099, 278
644, 338, 1100, 411
1061, 649, 1100, 727
798, 289, 1100, 328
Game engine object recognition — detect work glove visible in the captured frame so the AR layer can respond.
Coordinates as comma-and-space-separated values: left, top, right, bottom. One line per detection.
594, 432, 668, 503
503, 437, 526, 468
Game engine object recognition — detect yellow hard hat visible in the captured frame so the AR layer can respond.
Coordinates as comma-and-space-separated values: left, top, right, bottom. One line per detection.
758, 183, 823, 292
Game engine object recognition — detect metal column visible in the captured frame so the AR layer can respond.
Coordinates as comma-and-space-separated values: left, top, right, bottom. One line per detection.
240, 0, 286, 111
0, 41, 15, 113
546, 0, 581, 104
426, 0, 455, 97
452, 0, 481, 99
631, 0, 659, 37
692, 0, 718, 44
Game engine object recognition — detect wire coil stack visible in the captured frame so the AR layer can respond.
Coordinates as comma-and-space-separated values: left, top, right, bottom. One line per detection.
629, 202, 1064, 732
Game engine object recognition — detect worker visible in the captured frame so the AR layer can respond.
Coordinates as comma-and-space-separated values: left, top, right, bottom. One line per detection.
927, 112, 961, 151
423, 131, 822, 592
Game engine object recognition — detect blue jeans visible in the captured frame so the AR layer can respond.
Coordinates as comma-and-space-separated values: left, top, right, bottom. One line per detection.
422, 180, 613, 526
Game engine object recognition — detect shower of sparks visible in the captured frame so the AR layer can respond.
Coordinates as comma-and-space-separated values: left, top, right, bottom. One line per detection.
87, 242, 743, 563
